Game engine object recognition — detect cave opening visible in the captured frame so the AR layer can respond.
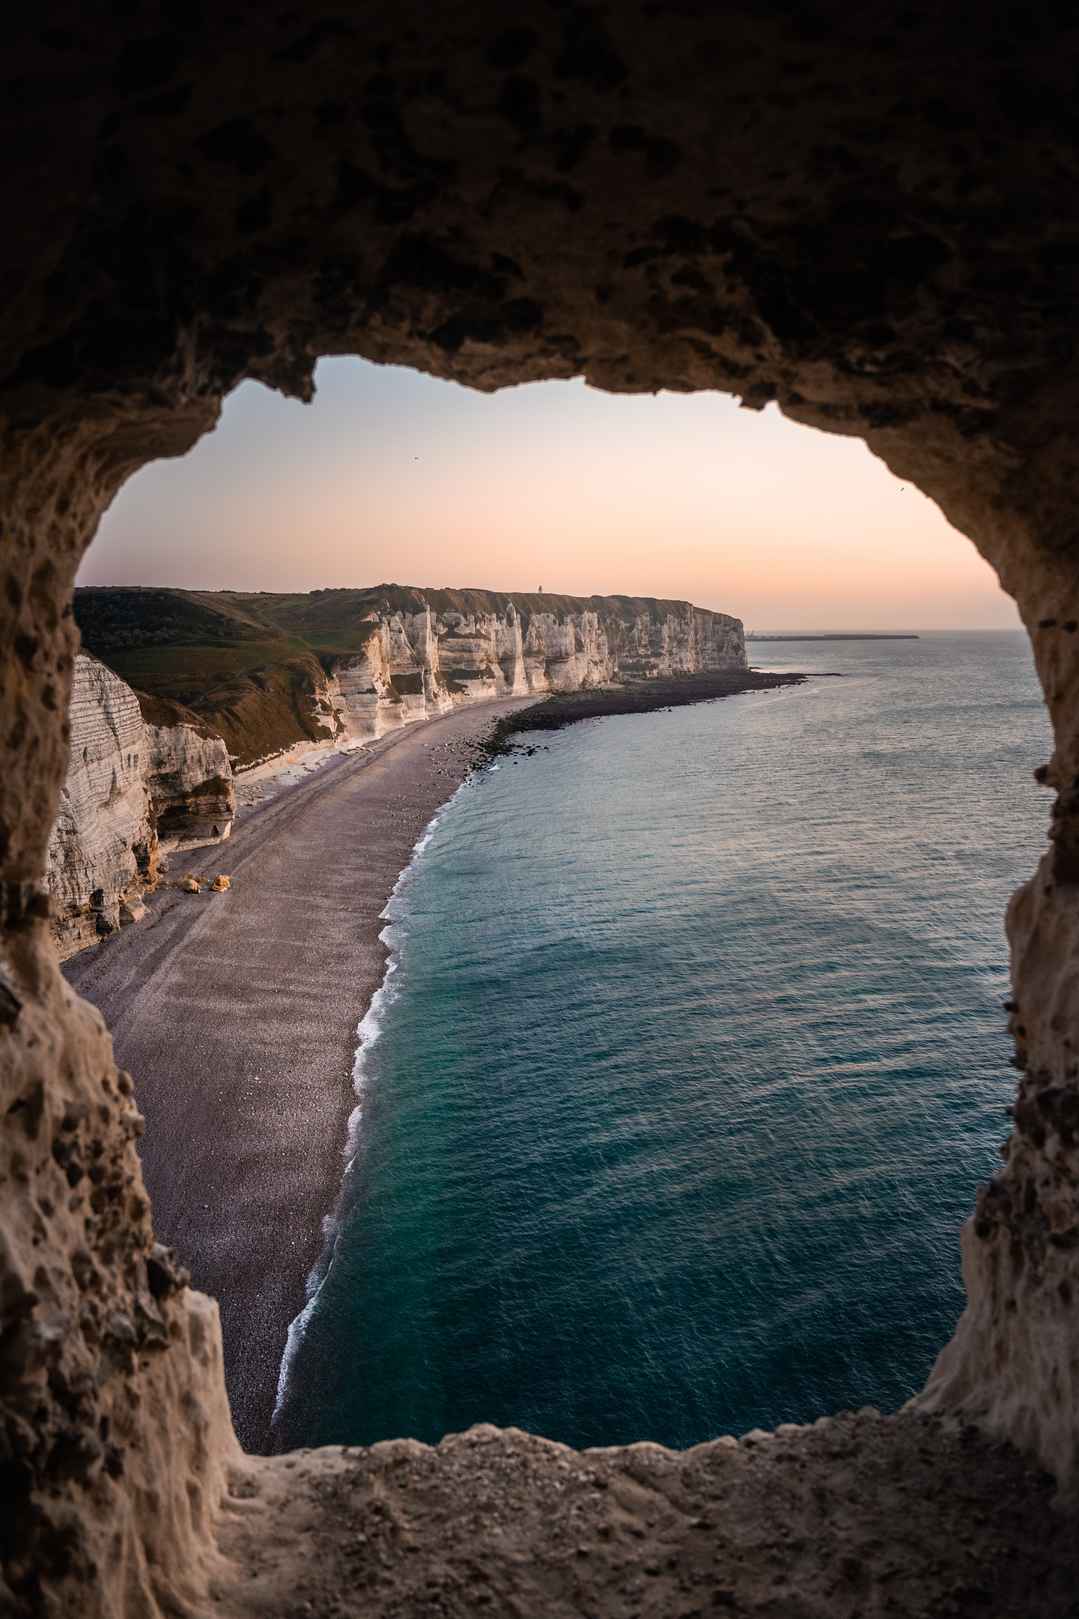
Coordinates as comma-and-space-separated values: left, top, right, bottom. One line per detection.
8, 315, 1077, 1619
55, 357, 1046, 1462
12, 341, 1076, 1611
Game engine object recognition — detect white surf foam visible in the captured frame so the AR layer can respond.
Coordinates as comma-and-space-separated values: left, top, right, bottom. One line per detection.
271, 778, 477, 1431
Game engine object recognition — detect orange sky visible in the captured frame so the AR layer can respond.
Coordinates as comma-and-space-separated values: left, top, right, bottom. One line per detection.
84, 358, 1020, 631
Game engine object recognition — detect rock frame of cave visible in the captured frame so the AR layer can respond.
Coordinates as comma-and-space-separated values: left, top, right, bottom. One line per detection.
3, 4, 1079, 1614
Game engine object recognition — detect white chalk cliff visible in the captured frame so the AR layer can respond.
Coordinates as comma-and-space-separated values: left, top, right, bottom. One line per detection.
46, 654, 235, 957
316, 589, 747, 743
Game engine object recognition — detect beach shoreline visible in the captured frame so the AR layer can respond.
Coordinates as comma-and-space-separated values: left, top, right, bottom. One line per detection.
64, 696, 537, 1450
64, 673, 803, 1451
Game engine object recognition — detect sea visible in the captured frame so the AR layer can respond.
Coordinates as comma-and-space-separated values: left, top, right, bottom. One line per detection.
272, 630, 1050, 1453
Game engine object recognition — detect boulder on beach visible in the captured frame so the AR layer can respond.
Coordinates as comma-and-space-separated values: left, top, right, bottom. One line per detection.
180, 875, 201, 893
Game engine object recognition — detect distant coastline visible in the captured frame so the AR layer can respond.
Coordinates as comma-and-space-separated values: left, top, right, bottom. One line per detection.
747, 633, 919, 642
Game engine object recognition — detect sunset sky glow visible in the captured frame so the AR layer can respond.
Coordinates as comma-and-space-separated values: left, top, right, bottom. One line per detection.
85, 358, 1020, 631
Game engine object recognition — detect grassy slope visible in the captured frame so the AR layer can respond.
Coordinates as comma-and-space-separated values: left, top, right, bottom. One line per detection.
75, 589, 335, 765
74, 585, 742, 766
273, 584, 734, 628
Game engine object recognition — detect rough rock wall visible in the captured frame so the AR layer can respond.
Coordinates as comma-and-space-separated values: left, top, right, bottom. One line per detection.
45, 655, 156, 955
3, 3, 1079, 1614
324, 594, 745, 741
146, 719, 234, 847
913, 557, 1079, 1482
45, 655, 235, 958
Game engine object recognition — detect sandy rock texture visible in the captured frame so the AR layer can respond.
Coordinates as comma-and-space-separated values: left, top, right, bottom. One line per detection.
3, 2, 1079, 1613
45, 655, 234, 957
216, 1414, 1079, 1618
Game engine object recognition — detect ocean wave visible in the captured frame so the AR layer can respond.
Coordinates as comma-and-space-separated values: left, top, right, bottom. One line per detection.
270, 789, 467, 1434
342, 949, 398, 1163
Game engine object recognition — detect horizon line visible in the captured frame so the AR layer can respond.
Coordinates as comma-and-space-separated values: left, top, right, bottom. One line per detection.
69, 580, 1022, 634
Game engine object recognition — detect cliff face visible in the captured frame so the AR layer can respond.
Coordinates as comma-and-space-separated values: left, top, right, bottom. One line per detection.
46, 655, 235, 958
320, 590, 746, 742
72, 585, 747, 762
50, 592, 742, 944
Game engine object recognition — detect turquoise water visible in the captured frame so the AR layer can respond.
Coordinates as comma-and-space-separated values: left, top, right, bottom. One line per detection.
273, 631, 1050, 1452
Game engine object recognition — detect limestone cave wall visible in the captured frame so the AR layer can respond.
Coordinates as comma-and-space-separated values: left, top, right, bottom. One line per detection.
3, 3, 1079, 1614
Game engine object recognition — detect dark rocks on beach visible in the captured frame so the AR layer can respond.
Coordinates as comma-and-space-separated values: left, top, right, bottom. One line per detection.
483, 670, 805, 755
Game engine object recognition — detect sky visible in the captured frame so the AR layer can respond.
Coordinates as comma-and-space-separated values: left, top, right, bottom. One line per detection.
83, 357, 1020, 632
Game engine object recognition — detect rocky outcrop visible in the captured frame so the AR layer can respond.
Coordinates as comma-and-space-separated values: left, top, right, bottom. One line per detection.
46, 656, 234, 957
145, 718, 234, 847
321, 589, 745, 742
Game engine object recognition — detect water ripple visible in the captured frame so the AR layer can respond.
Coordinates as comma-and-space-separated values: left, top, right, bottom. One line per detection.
274, 631, 1050, 1452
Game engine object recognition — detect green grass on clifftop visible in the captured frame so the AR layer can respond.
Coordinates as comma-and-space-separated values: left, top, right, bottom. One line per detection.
74, 584, 743, 767
75, 589, 344, 765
